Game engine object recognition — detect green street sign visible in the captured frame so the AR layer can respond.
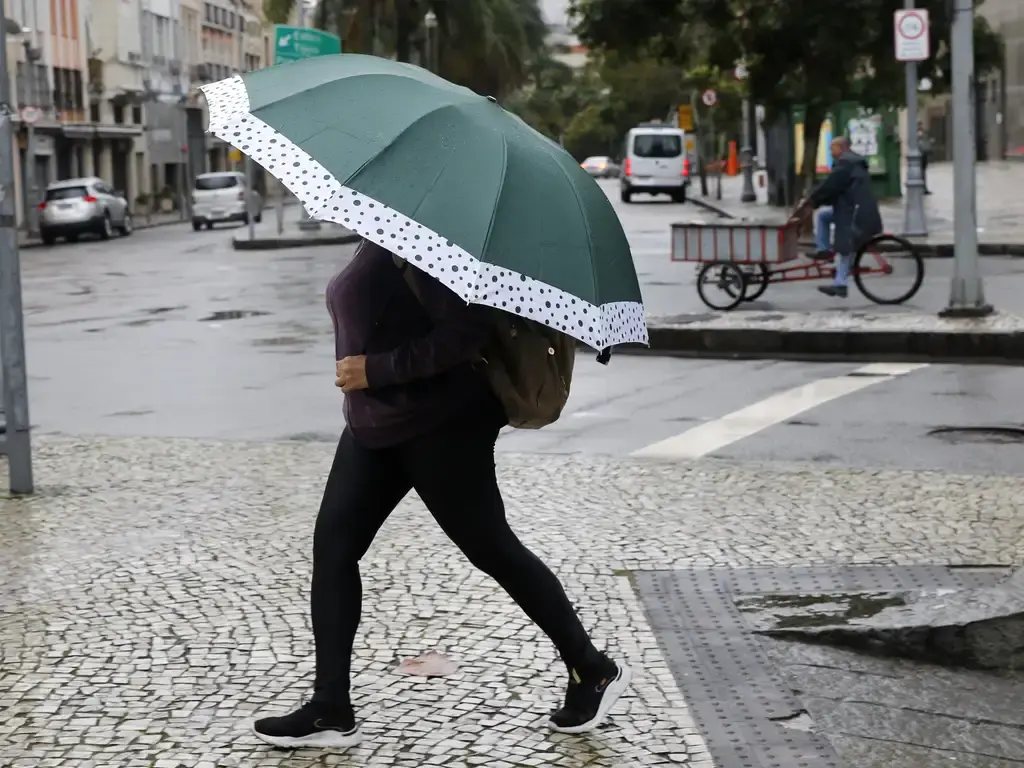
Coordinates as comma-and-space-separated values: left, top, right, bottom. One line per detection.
273, 25, 341, 64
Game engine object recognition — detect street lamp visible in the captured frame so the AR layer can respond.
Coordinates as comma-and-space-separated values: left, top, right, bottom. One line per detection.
423, 11, 438, 73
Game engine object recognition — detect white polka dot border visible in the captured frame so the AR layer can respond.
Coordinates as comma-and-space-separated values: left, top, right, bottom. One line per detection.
200, 75, 649, 350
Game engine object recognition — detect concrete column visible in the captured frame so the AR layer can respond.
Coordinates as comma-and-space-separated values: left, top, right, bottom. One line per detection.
127, 149, 139, 210
12, 138, 24, 228
70, 145, 81, 178
82, 142, 95, 176
99, 142, 113, 183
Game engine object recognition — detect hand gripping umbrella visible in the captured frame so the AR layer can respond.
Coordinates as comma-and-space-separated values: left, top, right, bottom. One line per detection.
201, 54, 647, 350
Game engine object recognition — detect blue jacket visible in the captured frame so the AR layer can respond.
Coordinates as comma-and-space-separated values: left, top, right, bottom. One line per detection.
808, 151, 883, 255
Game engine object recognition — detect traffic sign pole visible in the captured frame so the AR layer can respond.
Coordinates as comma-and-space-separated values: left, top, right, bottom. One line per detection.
0, 25, 35, 493
900, 0, 928, 238
941, 0, 992, 317
736, 64, 756, 203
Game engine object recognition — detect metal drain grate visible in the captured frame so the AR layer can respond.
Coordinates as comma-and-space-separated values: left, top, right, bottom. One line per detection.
633, 565, 1006, 768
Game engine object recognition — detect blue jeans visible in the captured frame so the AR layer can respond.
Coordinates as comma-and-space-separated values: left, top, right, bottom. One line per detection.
814, 207, 852, 287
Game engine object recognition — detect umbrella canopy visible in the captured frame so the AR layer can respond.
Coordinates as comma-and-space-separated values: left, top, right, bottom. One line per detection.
201, 54, 647, 349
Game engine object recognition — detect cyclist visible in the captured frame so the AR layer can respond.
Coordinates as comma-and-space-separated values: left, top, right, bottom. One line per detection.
790, 136, 883, 298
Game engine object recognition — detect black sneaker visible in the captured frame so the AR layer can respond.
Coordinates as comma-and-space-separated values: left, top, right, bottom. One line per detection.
252, 700, 361, 749
548, 657, 632, 734
808, 250, 833, 261
818, 285, 848, 298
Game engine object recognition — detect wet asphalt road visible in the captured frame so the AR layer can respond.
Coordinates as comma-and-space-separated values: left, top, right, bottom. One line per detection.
17, 198, 1024, 477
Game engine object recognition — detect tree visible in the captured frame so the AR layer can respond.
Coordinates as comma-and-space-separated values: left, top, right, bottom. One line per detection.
262, 0, 547, 99
570, 0, 1004, 192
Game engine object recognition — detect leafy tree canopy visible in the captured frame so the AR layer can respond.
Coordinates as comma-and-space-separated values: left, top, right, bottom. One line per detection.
570, 0, 1004, 180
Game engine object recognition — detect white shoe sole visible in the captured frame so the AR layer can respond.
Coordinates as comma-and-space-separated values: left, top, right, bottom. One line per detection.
547, 663, 633, 734
251, 723, 362, 749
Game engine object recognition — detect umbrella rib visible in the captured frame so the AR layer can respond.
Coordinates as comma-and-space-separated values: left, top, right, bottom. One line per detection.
538, 143, 598, 307
474, 130, 510, 297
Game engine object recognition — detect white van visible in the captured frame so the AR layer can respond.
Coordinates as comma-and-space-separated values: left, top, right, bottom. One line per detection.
619, 124, 691, 203
191, 171, 263, 230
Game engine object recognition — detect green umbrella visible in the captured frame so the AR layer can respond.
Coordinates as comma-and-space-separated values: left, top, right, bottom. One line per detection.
201, 54, 647, 349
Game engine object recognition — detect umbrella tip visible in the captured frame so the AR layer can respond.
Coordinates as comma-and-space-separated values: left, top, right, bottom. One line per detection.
486, 95, 497, 104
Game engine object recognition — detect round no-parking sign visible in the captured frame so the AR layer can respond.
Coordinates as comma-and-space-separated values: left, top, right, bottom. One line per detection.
895, 9, 930, 61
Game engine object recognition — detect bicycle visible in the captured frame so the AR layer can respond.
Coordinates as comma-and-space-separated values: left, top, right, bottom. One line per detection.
682, 221, 925, 311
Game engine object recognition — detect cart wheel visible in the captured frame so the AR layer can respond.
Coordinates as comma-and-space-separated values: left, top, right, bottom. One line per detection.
697, 262, 747, 311
724, 264, 770, 301
853, 234, 924, 305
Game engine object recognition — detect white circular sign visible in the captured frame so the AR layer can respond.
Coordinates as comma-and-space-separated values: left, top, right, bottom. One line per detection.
702, 89, 717, 107
897, 11, 926, 40
734, 64, 749, 80
20, 106, 41, 124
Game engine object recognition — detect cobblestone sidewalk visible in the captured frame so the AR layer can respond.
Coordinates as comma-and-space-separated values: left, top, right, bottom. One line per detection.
1, 437, 1021, 767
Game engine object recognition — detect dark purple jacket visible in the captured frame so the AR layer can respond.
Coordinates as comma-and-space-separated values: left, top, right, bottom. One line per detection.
327, 240, 501, 447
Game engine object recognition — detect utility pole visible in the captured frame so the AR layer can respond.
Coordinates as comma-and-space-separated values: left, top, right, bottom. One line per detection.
238, 11, 256, 240
940, 0, 993, 317
735, 62, 755, 203
20, 0, 38, 235
0, 17, 36, 493
901, 0, 927, 237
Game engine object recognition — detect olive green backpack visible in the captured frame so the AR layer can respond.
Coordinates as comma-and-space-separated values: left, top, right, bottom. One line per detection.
396, 257, 575, 429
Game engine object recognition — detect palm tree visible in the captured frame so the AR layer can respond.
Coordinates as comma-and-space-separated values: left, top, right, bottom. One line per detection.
261, 0, 547, 98
433, 0, 547, 98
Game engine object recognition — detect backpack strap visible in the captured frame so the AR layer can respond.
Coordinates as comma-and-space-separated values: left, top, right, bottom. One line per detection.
392, 254, 424, 303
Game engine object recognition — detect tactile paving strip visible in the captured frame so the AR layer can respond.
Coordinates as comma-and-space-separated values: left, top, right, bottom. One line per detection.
634, 565, 1007, 768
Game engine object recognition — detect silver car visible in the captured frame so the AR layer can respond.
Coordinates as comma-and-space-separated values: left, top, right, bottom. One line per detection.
38, 177, 133, 244
191, 171, 263, 230
581, 156, 620, 178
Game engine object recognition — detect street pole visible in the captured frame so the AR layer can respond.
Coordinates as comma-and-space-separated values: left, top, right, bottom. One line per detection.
0, 22, 35, 493
740, 98, 756, 202
237, 14, 256, 240
902, 0, 927, 236
940, 0, 993, 318
20, 0, 38, 236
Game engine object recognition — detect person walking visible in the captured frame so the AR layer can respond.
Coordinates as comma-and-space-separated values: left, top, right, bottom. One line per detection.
917, 122, 933, 195
794, 136, 883, 298
251, 239, 631, 750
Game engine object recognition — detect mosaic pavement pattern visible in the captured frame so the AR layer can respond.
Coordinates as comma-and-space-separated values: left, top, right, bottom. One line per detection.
1, 437, 1022, 767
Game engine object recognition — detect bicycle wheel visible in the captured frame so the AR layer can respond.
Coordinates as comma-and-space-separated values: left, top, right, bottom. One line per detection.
853, 234, 924, 305
732, 263, 769, 301
697, 262, 746, 310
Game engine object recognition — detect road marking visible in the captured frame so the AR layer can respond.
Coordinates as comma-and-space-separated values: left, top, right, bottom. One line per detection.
631, 362, 928, 460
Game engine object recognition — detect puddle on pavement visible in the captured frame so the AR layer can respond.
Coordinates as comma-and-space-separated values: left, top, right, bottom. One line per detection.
145, 306, 185, 315
928, 426, 1024, 445
199, 310, 271, 322
736, 592, 908, 630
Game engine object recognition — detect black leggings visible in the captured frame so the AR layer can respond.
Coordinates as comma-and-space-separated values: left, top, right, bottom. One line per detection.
309, 421, 600, 705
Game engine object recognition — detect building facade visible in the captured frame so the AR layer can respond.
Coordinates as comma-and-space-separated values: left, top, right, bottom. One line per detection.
5, 0, 142, 228
4, 0, 312, 229
980, 0, 1024, 158
921, 0, 1024, 162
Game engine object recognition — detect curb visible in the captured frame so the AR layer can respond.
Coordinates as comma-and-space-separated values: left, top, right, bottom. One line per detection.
625, 324, 1024, 364
18, 216, 186, 249
687, 197, 738, 219
232, 232, 361, 250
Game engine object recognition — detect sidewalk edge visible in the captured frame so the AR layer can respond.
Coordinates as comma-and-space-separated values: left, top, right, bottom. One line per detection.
19, 216, 186, 249
232, 233, 361, 250
595, 325, 1024, 364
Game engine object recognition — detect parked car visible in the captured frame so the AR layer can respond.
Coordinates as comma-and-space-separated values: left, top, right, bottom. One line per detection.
619, 123, 692, 203
581, 155, 620, 178
191, 171, 263, 230
38, 177, 133, 244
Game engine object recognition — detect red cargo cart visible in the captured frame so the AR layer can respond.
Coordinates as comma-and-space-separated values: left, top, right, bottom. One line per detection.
670, 219, 925, 310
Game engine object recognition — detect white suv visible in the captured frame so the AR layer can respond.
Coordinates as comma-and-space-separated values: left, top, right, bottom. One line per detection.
191, 172, 263, 230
